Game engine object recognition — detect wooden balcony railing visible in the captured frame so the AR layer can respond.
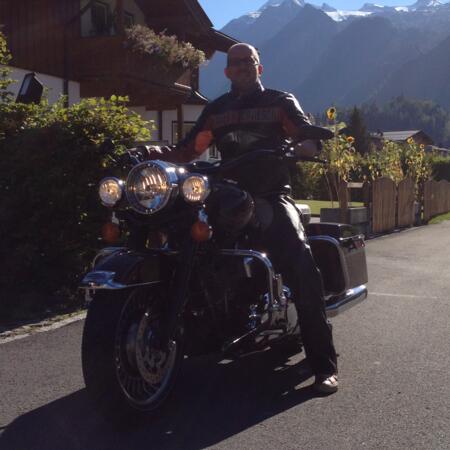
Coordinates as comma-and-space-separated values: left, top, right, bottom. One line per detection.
69, 35, 191, 105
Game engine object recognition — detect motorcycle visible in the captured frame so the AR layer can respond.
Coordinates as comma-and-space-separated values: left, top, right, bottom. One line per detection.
80, 128, 368, 423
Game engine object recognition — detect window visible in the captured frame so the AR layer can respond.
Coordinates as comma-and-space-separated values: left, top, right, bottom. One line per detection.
91, 0, 111, 35
209, 144, 220, 160
172, 122, 196, 144
172, 122, 219, 160
123, 11, 135, 29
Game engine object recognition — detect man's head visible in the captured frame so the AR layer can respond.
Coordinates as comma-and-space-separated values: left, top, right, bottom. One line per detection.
225, 43, 263, 93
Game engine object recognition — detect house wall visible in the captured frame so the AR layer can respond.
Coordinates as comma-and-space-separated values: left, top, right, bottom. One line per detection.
130, 104, 215, 161
8, 66, 81, 105
0, 0, 79, 78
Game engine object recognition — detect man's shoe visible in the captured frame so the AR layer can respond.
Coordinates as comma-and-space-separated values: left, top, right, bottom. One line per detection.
314, 374, 338, 394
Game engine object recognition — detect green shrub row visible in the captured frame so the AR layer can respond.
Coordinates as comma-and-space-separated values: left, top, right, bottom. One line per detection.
430, 157, 450, 181
0, 95, 152, 319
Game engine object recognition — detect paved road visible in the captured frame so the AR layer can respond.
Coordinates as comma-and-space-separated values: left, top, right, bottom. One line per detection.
1, 222, 449, 450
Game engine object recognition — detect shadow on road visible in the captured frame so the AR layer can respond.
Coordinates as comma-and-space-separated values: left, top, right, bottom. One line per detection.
0, 350, 318, 450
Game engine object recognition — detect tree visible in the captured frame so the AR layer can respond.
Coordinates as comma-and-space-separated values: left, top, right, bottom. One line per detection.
0, 31, 13, 102
346, 106, 372, 155
361, 96, 450, 147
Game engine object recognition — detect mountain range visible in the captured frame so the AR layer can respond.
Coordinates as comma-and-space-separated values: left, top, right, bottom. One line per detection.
200, 0, 450, 114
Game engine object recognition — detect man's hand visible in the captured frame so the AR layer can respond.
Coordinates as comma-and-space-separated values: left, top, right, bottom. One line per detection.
294, 139, 321, 158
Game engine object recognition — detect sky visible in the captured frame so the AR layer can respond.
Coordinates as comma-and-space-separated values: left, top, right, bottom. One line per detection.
198, 0, 416, 29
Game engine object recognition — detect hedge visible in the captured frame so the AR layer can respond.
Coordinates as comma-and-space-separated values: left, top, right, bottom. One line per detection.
431, 156, 450, 182
0, 96, 152, 319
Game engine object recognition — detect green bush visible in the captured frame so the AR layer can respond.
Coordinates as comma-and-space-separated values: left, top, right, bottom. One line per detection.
0, 95, 152, 318
430, 156, 450, 181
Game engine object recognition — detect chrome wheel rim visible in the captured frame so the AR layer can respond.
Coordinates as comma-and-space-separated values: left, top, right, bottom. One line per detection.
114, 289, 178, 407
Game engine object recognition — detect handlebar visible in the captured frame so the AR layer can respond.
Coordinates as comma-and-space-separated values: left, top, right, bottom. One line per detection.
189, 148, 327, 176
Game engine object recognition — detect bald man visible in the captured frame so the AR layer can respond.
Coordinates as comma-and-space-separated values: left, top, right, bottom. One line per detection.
148, 43, 338, 393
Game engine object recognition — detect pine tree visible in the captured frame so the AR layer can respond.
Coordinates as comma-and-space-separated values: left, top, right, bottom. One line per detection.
347, 106, 372, 155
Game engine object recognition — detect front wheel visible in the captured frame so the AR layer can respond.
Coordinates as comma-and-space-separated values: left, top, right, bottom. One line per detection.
81, 287, 184, 424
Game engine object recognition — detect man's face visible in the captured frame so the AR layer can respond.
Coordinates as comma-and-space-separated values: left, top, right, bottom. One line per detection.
224, 46, 263, 92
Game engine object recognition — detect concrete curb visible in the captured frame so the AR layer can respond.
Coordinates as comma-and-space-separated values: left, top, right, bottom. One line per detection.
0, 311, 87, 345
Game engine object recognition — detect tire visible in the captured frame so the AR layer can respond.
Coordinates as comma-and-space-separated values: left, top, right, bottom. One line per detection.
81, 287, 184, 425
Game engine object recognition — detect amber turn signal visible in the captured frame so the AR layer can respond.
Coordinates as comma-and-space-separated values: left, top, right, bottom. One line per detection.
102, 222, 120, 244
191, 221, 212, 242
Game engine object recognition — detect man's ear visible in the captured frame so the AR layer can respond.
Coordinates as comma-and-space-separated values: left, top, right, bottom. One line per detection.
224, 67, 231, 80
258, 64, 264, 76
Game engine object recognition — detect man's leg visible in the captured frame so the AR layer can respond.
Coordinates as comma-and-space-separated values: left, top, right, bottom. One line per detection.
257, 196, 338, 388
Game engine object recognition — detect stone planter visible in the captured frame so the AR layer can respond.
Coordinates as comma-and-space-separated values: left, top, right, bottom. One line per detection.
320, 207, 369, 236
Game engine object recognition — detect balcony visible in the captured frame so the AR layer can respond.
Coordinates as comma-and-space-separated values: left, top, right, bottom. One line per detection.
69, 35, 191, 108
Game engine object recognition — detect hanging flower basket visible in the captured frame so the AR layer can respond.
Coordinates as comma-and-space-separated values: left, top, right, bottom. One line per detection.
125, 25, 206, 72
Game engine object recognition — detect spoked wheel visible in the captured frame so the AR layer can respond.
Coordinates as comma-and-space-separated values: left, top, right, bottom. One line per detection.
82, 287, 183, 424
115, 289, 179, 408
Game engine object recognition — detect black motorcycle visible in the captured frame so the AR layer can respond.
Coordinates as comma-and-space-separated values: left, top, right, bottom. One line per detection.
80, 130, 368, 423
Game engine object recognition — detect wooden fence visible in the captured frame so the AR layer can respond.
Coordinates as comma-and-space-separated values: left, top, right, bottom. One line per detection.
397, 177, 416, 228
371, 177, 397, 234
338, 178, 450, 235
423, 180, 450, 222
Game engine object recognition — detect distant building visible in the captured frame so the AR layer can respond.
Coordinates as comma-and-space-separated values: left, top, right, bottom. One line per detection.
370, 129, 434, 150
425, 146, 450, 157
369, 130, 450, 156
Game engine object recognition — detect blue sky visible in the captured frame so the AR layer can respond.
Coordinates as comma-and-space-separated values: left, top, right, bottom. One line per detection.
198, 0, 415, 29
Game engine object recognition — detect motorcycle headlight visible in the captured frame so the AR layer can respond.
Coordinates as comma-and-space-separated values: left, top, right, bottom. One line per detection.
181, 175, 210, 203
99, 177, 124, 207
126, 161, 178, 214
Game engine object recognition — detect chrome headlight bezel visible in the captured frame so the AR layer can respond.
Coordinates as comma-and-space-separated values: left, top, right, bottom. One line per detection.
98, 177, 125, 207
181, 174, 211, 204
125, 161, 179, 215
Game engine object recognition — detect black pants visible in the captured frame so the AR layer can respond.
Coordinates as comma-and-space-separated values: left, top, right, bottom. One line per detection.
255, 195, 337, 376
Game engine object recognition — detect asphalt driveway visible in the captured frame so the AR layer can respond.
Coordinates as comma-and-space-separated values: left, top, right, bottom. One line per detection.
1, 222, 449, 450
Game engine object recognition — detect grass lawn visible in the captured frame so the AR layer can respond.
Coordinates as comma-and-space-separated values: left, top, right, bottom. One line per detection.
295, 199, 364, 216
428, 212, 450, 224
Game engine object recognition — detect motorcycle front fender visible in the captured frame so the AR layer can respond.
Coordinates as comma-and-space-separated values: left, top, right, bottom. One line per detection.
79, 248, 177, 300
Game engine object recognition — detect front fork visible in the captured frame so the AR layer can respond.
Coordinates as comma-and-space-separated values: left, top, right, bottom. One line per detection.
161, 238, 198, 347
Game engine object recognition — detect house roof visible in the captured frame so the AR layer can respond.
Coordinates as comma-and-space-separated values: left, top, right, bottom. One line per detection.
209, 29, 239, 52
381, 130, 421, 141
185, 89, 209, 105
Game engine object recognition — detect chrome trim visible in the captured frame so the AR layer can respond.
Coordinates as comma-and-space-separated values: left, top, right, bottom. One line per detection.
92, 247, 128, 268
325, 285, 367, 318
309, 235, 351, 293
125, 160, 179, 215
243, 257, 254, 278
79, 270, 163, 291
219, 249, 276, 306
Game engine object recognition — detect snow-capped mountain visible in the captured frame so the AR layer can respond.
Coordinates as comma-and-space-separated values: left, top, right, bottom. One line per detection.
357, 0, 445, 13
321, 3, 337, 11
409, 0, 445, 10
324, 9, 372, 21
200, 0, 450, 110
260, 0, 305, 10
324, 0, 449, 20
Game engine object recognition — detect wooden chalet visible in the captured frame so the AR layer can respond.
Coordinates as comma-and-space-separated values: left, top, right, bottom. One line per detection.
370, 130, 434, 149
0, 0, 238, 146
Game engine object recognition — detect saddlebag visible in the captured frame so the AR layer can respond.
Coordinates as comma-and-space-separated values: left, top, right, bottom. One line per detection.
306, 223, 368, 296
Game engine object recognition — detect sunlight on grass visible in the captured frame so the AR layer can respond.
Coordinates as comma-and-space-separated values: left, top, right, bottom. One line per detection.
428, 212, 450, 224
